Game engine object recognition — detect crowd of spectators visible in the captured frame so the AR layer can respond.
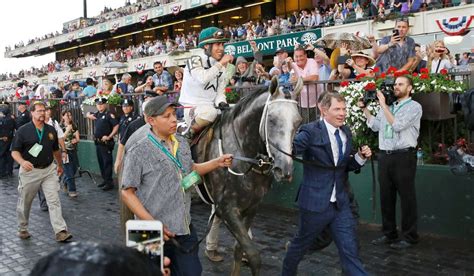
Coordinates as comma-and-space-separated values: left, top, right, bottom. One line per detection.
2, 0, 471, 81
5, 0, 165, 51
225, 0, 471, 42
1, 32, 198, 82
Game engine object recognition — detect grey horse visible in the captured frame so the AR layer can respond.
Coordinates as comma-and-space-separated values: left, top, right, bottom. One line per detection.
194, 76, 303, 275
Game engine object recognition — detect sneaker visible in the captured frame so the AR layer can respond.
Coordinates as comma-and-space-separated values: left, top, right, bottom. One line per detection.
97, 181, 106, 188
18, 230, 31, 240
205, 249, 224, 262
68, 192, 78, 198
55, 230, 72, 242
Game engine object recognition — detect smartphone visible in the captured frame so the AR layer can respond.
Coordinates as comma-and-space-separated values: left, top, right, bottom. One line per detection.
126, 220, 163, 272
392, 29, 399, 37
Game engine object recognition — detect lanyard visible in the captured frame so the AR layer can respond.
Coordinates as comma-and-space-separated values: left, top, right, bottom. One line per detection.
147, 134, 184, 173
390, 99, 412, 115
36, 127, 44, 143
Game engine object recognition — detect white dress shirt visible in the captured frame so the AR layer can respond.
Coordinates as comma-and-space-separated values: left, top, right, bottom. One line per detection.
323, 119, 365, 202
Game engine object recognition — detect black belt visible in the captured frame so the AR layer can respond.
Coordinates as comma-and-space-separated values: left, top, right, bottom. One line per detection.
379, 147, 415, 155
34, 163, 51, 169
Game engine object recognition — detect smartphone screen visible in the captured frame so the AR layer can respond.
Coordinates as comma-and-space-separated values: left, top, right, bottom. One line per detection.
126, 224, 163, 272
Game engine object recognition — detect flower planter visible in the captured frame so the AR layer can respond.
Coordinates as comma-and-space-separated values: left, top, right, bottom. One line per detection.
412, 92, 455, 121
81, 105, 97, 118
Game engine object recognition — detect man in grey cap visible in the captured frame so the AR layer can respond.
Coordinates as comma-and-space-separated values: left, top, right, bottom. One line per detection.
121, 96, 233, 275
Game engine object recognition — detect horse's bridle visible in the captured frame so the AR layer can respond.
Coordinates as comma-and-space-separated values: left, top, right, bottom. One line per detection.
218, 94, 298, 176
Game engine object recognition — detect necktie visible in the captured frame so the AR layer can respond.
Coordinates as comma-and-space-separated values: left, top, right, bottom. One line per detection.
335, 129, 343, 164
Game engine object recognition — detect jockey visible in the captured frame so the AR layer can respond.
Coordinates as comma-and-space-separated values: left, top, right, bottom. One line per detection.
179, 27, 234, 141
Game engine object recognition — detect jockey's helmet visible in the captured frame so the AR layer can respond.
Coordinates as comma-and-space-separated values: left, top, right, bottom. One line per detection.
198, 27, 230, 48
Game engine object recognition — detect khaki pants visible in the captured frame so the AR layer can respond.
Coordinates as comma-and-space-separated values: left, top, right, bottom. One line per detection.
206, 205, 253, 251
17, 163, 67, 234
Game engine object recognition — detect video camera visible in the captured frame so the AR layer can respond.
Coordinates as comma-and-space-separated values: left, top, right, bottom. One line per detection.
362, 78, 397, 106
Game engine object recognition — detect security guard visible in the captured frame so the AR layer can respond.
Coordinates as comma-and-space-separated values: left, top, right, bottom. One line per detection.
118, 98, 138, 140
0, 101, 16, 178
86, 97, 119, 191
16, 101, 31, 129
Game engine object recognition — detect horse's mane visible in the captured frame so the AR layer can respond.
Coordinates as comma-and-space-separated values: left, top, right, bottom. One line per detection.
221, 85, 268, 124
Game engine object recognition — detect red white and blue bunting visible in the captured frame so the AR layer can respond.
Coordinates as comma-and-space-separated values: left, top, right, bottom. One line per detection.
139, 14, 148, 24
111, 22, 120, 33
171, 5, 182, 15
436, 15, 473, 36
135, 63, 146, 74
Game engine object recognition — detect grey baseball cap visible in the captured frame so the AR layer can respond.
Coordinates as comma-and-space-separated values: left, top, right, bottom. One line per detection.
144, 96, 178, 117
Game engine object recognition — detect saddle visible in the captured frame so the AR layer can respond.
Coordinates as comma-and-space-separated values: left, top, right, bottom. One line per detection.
189, 116, 222, 205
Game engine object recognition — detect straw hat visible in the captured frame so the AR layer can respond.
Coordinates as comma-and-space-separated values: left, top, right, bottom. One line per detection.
351, 51, 376, 67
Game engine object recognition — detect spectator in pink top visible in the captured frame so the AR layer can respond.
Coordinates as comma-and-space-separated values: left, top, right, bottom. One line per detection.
287, 46, 321, 122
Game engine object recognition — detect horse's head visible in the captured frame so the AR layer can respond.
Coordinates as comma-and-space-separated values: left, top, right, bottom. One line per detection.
260, 76, 303, 181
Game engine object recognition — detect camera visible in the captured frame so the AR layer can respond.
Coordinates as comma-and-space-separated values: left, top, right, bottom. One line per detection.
362, 78, 397, 106
126, 220, 163, 272
232, 75, 256, 83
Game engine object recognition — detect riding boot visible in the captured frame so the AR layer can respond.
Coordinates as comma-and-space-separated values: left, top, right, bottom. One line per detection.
184, 121, 205, 144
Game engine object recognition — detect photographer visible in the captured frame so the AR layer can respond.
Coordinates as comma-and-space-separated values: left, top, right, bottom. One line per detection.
358, 75, 422, 249
427, 40, 453, 73
374, 18, 416, 73
337, 43, 375, 79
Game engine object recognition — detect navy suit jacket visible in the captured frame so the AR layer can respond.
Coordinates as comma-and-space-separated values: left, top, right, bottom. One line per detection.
294, 120, 363, 213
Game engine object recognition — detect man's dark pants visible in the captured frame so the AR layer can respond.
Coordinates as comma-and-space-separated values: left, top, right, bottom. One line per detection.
378, 151, 419, 243
95, 143, 114, 186
164, 224, 202, 276
282, 204, 367, 276
0, 142, 13, 177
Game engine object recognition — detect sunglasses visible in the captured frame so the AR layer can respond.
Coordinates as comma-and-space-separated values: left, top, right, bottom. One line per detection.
212, 30, 231, 40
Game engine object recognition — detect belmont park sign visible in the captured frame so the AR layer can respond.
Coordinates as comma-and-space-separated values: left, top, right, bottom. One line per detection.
224, 29, 322, 58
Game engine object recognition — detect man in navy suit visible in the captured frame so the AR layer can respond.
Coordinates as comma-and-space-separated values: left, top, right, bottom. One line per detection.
282, 92, 372, 276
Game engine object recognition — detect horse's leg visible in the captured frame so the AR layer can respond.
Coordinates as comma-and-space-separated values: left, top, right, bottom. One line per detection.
222, 210, 261, 276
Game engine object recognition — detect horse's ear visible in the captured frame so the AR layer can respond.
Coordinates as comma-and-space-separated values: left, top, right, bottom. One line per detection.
292, 77, 303, 100
269, 75, 279, 97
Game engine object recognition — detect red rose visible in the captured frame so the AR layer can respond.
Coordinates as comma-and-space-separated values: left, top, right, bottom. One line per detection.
387, 66, 398, 74
440, 68, 448, 75
379, 73, 387, 79
394, 71, 402, 78
420, 68, 429, 74
60, 100, 66, 105
364, 82, 376, 91
356, 73, 366, 80
412, 72, 418, 77
420, 74, 429, 80
225, 87, 232, 93
400, 70, 409, 75
373, 67, 380, 73
340, 81, 350, 87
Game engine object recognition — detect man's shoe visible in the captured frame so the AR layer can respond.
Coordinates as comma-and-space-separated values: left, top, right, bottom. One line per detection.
97, 181, 106, 188
371, 236, 398, 245
68, 191, 78, 198
390, 240, 413, 249
102, 184, 114, 191
205, 250, 224, 262
56, 230, 72, 242
18, 230, 31, 240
